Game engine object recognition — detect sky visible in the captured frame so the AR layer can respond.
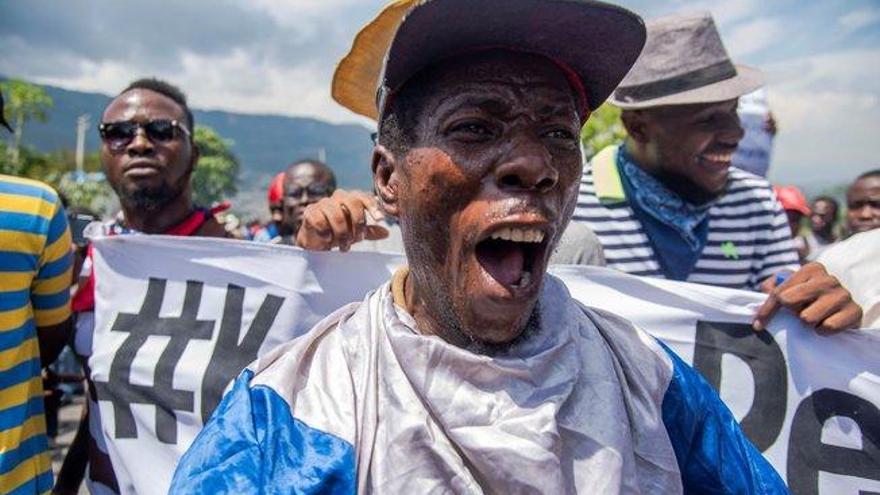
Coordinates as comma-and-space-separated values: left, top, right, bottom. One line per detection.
1, 0, 878, 189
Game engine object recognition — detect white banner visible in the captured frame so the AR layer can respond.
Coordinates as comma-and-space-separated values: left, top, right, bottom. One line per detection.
90, 235, 880, 495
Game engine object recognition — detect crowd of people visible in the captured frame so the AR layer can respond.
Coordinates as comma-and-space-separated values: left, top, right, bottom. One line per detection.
1, 0, 878, 494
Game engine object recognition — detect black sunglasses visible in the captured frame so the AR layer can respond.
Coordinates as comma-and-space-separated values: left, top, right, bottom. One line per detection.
99, 119, 191, 151
286, 184, 333, 199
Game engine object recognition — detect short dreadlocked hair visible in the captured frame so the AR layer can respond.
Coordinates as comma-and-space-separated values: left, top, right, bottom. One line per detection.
855, 169, 880, 182
376, 71, 434, 158
120, 78, 194, 131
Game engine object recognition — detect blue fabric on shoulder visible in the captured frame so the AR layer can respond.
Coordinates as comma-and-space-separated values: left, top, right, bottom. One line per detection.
170, 370, 356, 494
658, 342, 790, 494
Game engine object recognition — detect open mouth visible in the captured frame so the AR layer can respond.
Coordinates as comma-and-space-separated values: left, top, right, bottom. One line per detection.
475, 226, 548, 293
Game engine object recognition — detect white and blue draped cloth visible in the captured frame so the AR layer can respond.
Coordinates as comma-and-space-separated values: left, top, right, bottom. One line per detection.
170, 276, 786, 494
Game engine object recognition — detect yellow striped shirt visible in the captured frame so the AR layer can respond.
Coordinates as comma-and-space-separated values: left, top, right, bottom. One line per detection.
0, 174, 72, 494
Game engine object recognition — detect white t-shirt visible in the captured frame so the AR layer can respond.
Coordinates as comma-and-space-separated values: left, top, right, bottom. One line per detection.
817, 229, 880, 328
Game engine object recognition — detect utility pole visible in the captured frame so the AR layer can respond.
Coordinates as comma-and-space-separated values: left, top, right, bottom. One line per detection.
75, 114, 90, 181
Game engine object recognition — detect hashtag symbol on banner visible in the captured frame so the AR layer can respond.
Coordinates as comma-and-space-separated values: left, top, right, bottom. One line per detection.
93, 278, 215, 444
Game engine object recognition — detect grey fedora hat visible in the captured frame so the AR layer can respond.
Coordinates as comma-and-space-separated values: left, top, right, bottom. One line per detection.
609, 11, 764, 109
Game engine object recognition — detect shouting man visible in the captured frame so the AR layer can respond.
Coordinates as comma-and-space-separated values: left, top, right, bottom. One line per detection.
172, 1, 785, 493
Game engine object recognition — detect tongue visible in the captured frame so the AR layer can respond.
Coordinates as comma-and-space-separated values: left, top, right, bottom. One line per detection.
478, 240, 525, 287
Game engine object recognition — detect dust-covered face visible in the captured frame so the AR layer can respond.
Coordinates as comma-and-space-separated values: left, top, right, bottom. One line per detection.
387, 51, 585, 349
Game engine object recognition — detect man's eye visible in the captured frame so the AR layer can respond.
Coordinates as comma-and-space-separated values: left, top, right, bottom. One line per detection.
698, 114, 720, 126
449, 122, 492, 136
544, 129, 576, 140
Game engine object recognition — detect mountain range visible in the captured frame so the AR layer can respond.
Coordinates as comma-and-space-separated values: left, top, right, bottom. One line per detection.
12, 82, 376, 218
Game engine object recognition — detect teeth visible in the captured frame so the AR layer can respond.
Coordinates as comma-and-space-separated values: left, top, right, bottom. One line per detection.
705, 153, 732, 162
489, 227, 545, 243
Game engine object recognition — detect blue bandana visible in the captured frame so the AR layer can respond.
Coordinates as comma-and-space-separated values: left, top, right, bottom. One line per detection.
618, 148, 713, 280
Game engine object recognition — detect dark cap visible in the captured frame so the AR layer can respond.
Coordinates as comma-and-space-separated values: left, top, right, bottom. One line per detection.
333, 0, 646, 121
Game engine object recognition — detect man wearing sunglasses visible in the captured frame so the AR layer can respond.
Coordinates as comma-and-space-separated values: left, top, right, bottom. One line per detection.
255, 159, 338, 244
60, 78, 227, 495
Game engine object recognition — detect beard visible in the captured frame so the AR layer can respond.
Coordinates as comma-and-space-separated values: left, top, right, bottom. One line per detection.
463, 304, 543, 357
116, 176, 187, 212
417, 263, 543, 356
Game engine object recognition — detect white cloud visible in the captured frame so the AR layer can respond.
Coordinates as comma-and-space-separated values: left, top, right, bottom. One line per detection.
838, 8, 880, 33
764, 49, 880, 185
725, 18, 785, 58
16, 47, 370, 126
3, 0, 878, 187
0, 0, 382, 126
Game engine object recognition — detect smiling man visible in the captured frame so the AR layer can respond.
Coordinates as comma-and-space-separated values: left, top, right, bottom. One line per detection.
573, 12, 861, 334
171, 1, 786, 493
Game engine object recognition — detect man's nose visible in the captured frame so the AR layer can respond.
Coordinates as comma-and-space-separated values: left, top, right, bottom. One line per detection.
494, 137, 558, 193
854, 204, 876, 218
127, 128, 154, 155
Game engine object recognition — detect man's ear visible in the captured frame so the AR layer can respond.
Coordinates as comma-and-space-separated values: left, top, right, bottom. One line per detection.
189, 140, 201, 175
372, 144, 401, 217
620, 110, 650, 144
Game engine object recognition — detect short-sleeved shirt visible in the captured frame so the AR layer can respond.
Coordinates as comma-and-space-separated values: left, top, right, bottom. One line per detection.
0, 174, 72, 494
572, 146, 800, 290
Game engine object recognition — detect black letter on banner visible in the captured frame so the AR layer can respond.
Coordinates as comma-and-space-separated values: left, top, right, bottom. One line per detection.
200, 285, 284, 422
787, 389, 880, 495
692, 320, 787, 451
93, 278, 214, 444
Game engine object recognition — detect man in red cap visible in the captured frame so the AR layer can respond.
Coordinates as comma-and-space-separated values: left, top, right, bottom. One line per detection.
252, 172, 285, 242
774, 185, 811, 262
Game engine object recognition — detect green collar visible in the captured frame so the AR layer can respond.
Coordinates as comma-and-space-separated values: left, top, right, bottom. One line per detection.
591, 145, 627, 204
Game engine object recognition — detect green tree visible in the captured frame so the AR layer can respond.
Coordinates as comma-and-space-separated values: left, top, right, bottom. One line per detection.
56, 172, 116, 214
581, 104, 626, 160
0, 79, 53, 166
0, 140, 114, 214
192, 126, 240, 205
